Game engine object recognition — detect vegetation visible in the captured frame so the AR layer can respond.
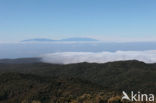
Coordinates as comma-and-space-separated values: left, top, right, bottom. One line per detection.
0, 60, 156, 103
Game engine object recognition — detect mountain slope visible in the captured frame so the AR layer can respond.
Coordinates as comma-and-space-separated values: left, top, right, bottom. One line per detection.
0, 60, 156, 94
0, 73, 105, 103
22, 38, 55, 42
0, 58, 41, 64
60, 37, 98, 41
21, 37, 98, 42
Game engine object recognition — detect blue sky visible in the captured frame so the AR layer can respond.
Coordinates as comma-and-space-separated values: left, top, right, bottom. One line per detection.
0, 0, 156, 42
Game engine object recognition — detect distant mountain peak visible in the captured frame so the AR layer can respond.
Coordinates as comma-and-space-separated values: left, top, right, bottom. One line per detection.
60, 37, 98, 41
22, 38, 55, 42
21, 37, 98, 42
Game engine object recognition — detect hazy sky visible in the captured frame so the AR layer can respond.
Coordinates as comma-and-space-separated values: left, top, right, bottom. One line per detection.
0, 0, 156, 42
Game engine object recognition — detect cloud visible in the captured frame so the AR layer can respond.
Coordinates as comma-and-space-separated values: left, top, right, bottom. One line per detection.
41, 50, 156, 64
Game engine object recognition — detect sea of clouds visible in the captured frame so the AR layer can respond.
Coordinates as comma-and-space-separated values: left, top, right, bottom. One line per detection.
41, 50, 156, 64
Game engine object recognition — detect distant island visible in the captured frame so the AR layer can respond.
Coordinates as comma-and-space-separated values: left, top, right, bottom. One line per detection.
22, 38, 56, 42
60, 37, 98, 41
21, 37, 98, 42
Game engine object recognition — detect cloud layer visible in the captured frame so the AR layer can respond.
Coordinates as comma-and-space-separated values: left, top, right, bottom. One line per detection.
41, 50, 156, 64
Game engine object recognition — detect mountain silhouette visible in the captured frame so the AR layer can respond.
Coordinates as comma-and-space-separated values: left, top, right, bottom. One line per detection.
22, 37, 98, 42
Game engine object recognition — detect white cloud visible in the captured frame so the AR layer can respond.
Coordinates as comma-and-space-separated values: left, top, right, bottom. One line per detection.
41, 50, 156, 64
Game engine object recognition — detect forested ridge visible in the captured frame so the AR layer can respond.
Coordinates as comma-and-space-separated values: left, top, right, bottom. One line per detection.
0, 59, 156, 103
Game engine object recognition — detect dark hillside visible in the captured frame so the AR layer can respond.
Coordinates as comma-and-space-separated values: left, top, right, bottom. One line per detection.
0, 73, 106, 103
0, 58, 41, 64
0, 60, 156, 94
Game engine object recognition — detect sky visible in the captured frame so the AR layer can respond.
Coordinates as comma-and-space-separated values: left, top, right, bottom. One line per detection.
0, 0, 156, 42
